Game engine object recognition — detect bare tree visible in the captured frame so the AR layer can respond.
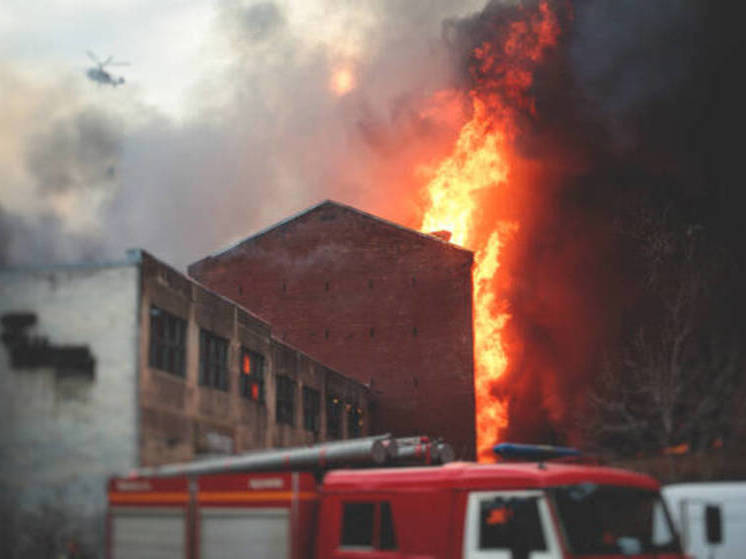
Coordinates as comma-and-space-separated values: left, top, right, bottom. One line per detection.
584, 207, 745, 456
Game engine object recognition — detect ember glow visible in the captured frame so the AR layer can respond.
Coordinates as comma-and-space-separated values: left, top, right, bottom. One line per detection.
330, 67, 356, 96
419, 1, 560, 461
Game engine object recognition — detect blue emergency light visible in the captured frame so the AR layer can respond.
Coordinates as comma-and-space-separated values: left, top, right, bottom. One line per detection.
493, 442, 581, 461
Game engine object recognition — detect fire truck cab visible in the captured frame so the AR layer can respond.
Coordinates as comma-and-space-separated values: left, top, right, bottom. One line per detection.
318, 462, 683, 559
107, 440, 684, 559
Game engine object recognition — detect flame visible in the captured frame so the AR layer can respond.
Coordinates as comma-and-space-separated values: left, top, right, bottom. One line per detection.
330, 67, 356, 96
418, 1, 559, 461
663, 443, 690, 456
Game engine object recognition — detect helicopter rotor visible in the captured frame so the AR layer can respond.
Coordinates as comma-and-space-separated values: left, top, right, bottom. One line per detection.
86, 51, 129, 69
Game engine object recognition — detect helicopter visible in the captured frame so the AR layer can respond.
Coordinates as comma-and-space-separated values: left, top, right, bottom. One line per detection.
85, 51, 129, 87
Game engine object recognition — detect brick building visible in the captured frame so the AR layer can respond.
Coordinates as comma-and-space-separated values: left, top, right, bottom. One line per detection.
189, 201, 476, 457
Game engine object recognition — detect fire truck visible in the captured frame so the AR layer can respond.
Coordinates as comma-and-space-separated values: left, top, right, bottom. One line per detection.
107, 437, 685, 559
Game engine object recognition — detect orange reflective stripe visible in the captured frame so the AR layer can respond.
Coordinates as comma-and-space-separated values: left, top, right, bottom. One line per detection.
198, 491, 317, 503
109, 492, 188, 504
109, 490, 318, 505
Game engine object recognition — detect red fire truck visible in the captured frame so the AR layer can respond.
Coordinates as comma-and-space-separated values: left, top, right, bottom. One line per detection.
107, 437, 685, 559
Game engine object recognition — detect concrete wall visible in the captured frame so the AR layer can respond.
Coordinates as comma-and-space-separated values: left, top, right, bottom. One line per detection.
189, 201, 476, 458
139, 251, 371, 467
0, 258, 140, 558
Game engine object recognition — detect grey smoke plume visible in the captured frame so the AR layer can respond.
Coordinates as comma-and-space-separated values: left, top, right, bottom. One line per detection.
235, 2, 285, 42
26, 109, 122, 195
0, 0, 483, 269
0, 205, 104, 268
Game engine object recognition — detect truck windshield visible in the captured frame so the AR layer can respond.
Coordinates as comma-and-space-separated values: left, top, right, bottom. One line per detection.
551, 484, 681, 556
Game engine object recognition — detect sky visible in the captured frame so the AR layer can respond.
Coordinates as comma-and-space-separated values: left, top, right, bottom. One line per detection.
1, 1, 212, 117
0, 1, 337, 120
0, 0, 485, 268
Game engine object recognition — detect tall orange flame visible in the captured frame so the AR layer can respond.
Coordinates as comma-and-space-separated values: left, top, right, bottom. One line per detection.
418, 1, 559, 461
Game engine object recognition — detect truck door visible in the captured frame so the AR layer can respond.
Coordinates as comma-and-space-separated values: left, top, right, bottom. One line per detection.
199, 507, 289, 559
110, 507, 186, 559
677, 499, 746, 559
462, 491, 562, 559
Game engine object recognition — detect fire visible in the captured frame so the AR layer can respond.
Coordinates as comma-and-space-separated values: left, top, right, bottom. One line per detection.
663, 443, 690, 456
330, 67, 356, 96
418, 1, 560, 461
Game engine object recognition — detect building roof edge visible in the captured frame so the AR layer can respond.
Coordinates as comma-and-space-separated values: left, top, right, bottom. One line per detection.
196, 200, 473, 264
0, 249, 142, 274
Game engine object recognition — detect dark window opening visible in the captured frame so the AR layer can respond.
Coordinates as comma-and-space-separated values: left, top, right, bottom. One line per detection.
341, 503, 375, 547
326, 394, 342, 439
347, 404, 363, 438
324, 328, 329, 339
479, 497, 546, 552
240, 348, 265, 403
149, 306, 186, 377
199, 329, 229, 391
413, 326, 418, 337
380, 502, 397, 550
368, 279, 373, 289
282, 281, 287, 292
303, 386, 321, 432
340, 502, 397, 550
369, 327, 375, 338
276, 375, 296, 425
325, 281, 330, 291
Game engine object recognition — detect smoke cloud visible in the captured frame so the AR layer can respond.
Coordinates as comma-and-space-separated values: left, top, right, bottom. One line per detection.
442, 0, 744, 444
0, 0, 483, 269
26, 109, 122, 195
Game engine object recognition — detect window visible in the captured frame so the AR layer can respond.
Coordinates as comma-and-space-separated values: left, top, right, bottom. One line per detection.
240, 348, 265, 403
149, 306, 186, 376
326, 394, 342, 439
303, 386, 320, 432
342, 503, 374, 547
552, 485, 680, 555
340, 501, 397, 550
347, 404, 363, 438
199, 329, 229, 391
276, 375, 296, 425
478, 496, 546, 552
380, 502, 397, 550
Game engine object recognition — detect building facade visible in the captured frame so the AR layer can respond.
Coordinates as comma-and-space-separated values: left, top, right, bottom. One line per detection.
189, 201, 476, 458
0, 249, 370, 558
138, 251, 371, 466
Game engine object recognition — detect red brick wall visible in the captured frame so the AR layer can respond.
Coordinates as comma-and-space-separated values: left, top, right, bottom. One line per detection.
189, 202, 476, 458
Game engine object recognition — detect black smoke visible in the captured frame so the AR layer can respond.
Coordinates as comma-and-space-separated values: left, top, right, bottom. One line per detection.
447, 0, 746, 449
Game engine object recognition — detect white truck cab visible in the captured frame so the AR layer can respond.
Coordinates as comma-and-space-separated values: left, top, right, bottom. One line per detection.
663, 482, 746, 559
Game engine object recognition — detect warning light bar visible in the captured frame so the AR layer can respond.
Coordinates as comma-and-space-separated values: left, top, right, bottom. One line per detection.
493, 442, 581, 461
